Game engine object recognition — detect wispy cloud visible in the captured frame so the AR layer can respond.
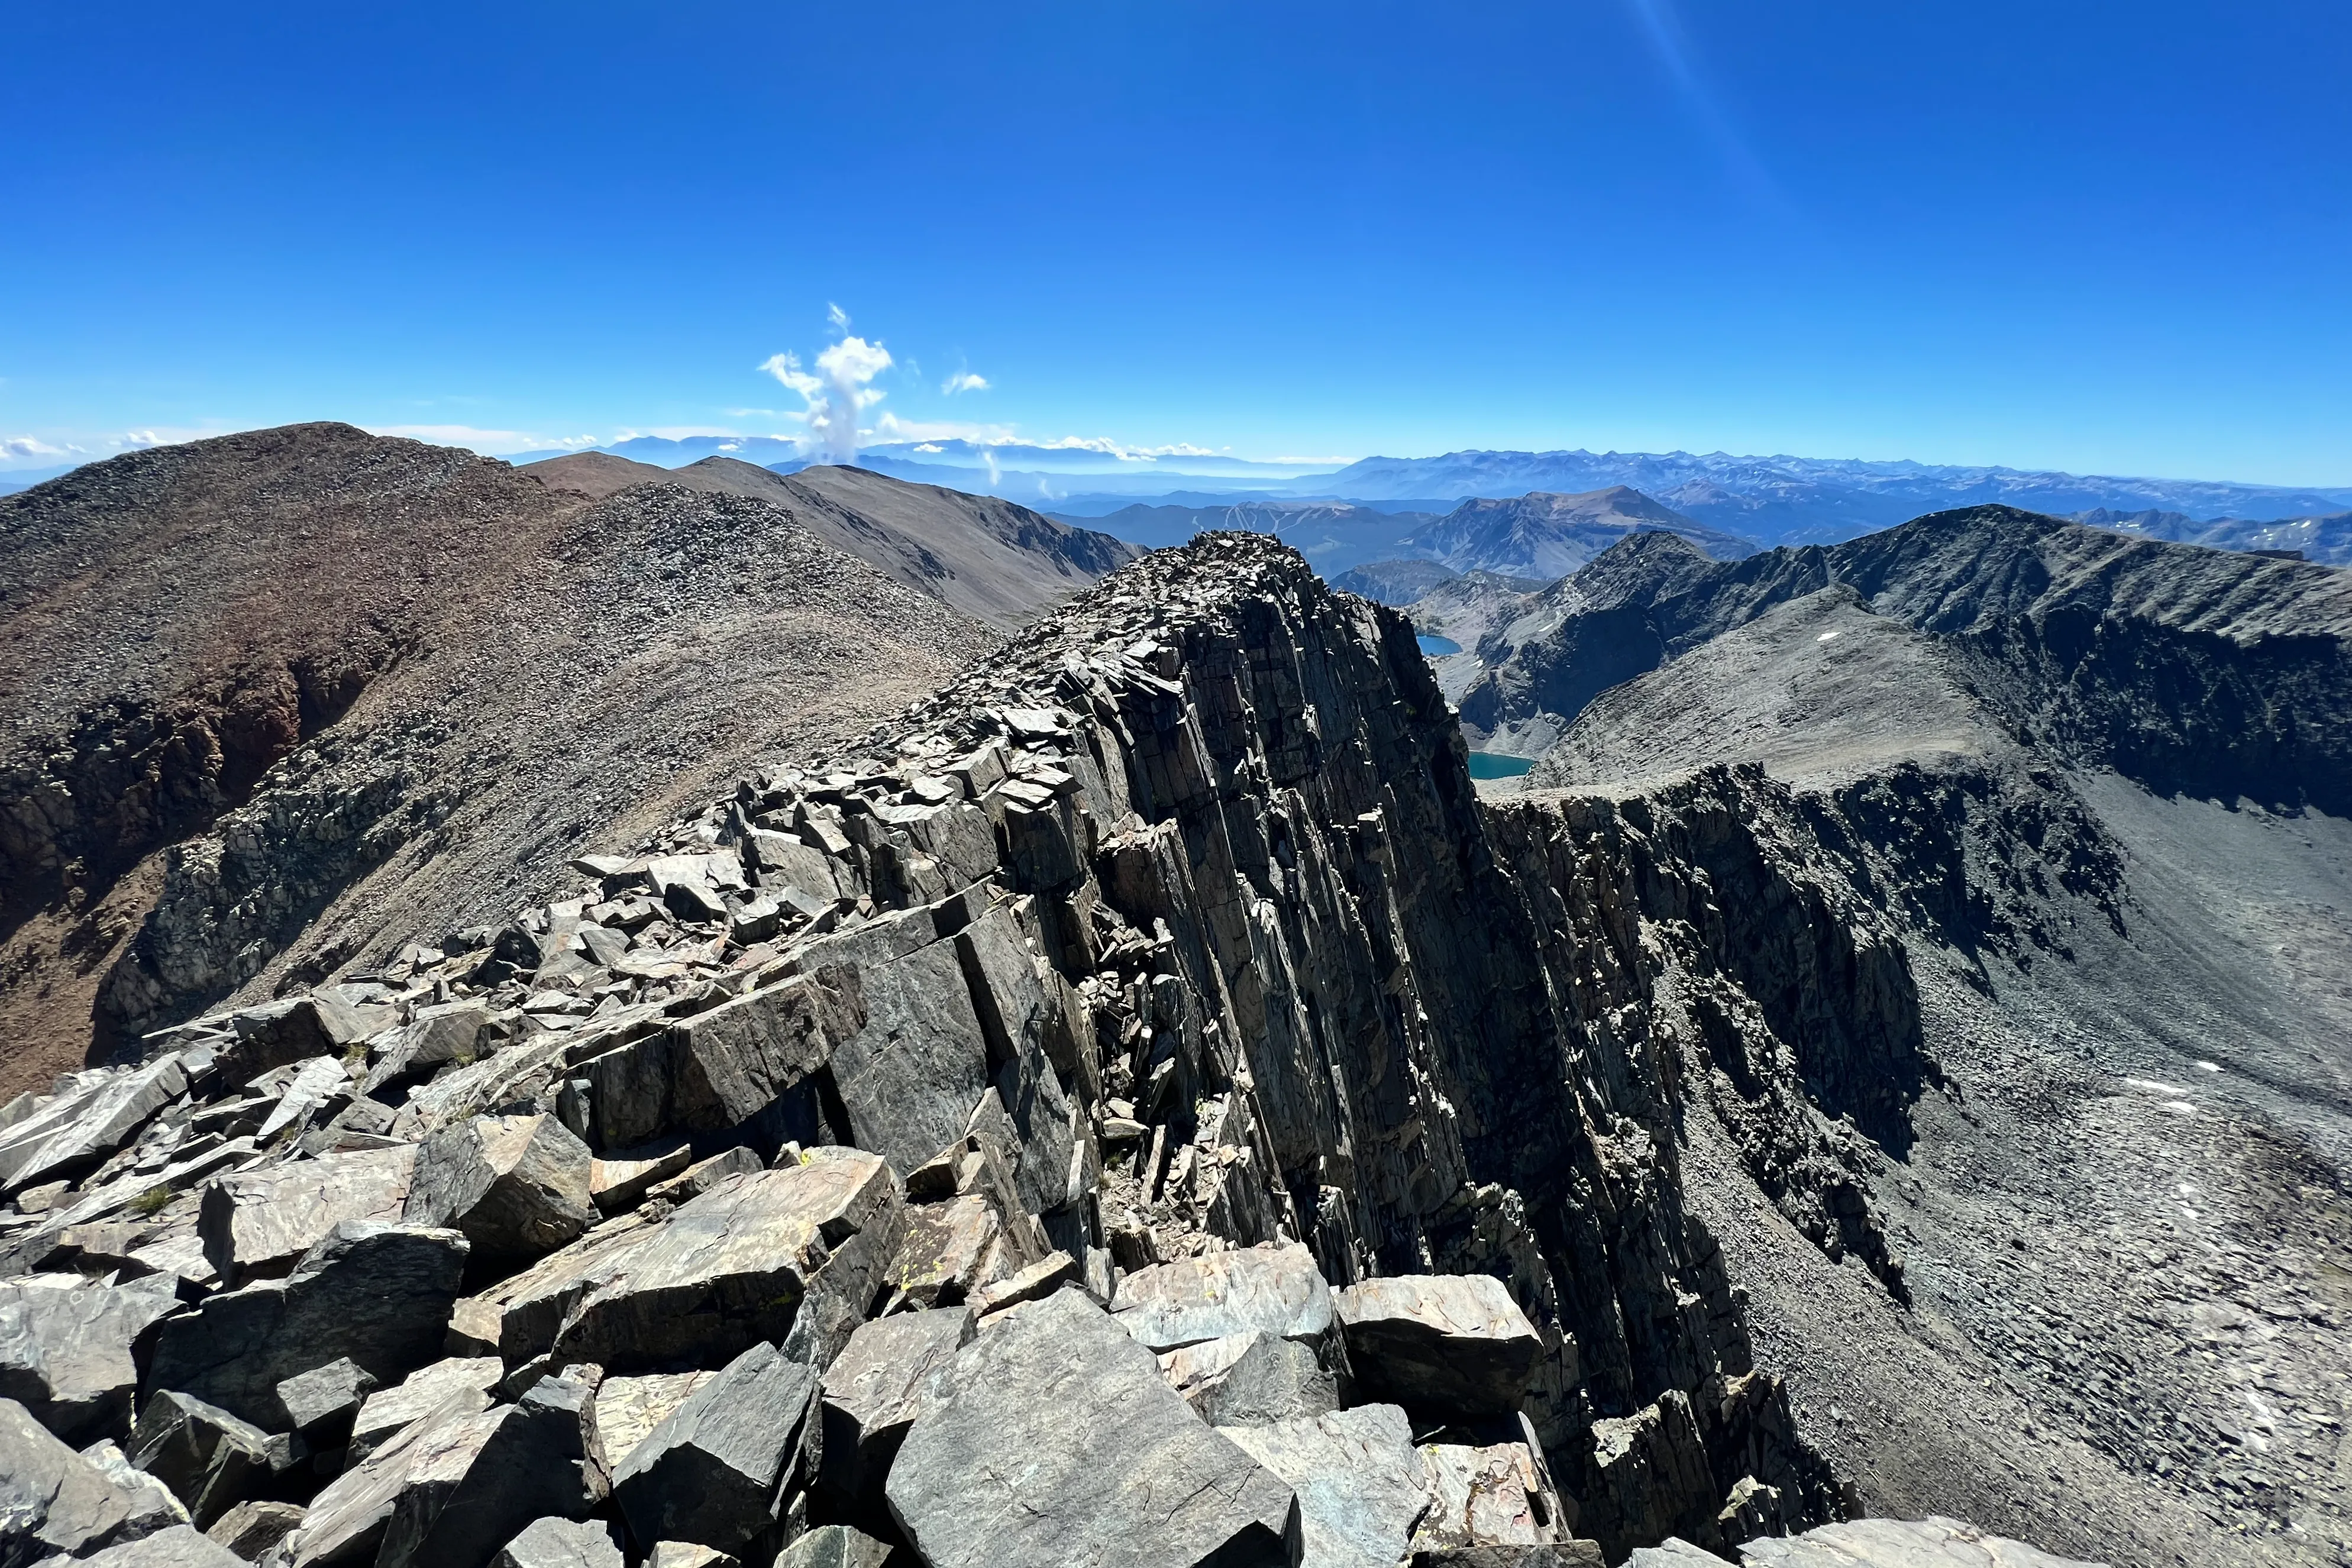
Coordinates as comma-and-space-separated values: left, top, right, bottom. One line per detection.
2, 435, 67, 460
1624, 0, 1787, 213
941, 371, 990, 396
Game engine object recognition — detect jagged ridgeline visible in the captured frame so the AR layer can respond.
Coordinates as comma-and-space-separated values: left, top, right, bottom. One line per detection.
4, 534, 2099, 1568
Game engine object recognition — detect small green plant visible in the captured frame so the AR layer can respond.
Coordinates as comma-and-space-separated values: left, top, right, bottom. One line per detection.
127, 1184, 173, 1217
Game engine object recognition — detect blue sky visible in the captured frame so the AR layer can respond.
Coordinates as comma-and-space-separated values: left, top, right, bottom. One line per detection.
4, 1, 2348, 484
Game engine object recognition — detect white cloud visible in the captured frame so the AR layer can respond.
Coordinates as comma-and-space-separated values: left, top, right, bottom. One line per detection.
2, 435, 67, 459
761, 326, 895, 463
827, 302, 852, 334
941, 371, 990, 396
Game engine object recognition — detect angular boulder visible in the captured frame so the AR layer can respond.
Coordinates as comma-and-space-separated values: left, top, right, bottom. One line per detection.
146, 1223, 469, 1428
126, 1391, 285, 1528
816, 1306, 974, 1513
70, 1522, 248, 1566
276, 1358, 378, 1449
592, 1370, 713, 1473
1220, 1404, 1432, 1568
1417, 1547, 1605, 1567
403, 1114, 596, 1263
776, 1525, 893, 1568
1740, 1517, 2108, 1567
198, 1146, 418, 1286
1412, 1442, 1566, 1556
0, 1057, 188, 1197
348, 1357, 506, 1464
1113, 1243, 1335, 1353
492, 1515, 625, 1568
1163, 1330, 1337, 1427
0, 1395, 177, 1563
613, 1342, 819, 1554
885, 1289, 1301, 1568
0, 1271, 183, 1443
1333, 1275, 1539, 1418
488, 1154, 900, 1374
204, 1499, 306, 1560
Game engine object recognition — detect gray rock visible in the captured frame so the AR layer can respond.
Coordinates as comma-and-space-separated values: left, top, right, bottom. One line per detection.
816, 1307, 974, 1512
125, 1391, 282, 1528
774, 1525, 892, 1568
1625, 1545, 1735, 1567
643, 1546, 736, 1568
0, 1272, 182, 1443
365, 1002, 492, 1092
970, 1247, 1078, 1316
274, 1359, 377, 1447
1167, 1330, 1337, 1427
203, 1499, 305, 1560
586, 1143, 693, 1214
885, 1288, 1301, 1568
348, 1358, 505, 1464
643, 1147, 763, 1207
146, 1223, 470, 1428
1113, 1244, 1335, 1353
883, 1193, 1009, 1310
280, 1389, 480, 1567
591, 1370, 712, 1473
1738, 1517, 2108, 1567
489, 1154, 900, 1373
0, 1057, 188, 1197
403, 1115, 595, 1263
1414, 1547, 1605, 1568
219, 997, 372, 1085
197, 1147, 418, 1286
1411, 1443, 1565, 1556
613, 1343, 819, 1554
1220, 1404, 1430, 1568
67, 1522, 248, 1566
0, 1395, 170, 1564
371, 1375, 605, 1568
1585, 1392, 1717, 1554
579, 974, 859, 1150
490, 1515, 625, 1568
77, 1438, 192, 1539
1332, 1275, 1539, 1418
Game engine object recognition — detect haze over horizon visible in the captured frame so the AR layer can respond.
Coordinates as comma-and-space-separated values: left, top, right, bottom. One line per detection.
5, 2, 2349, 489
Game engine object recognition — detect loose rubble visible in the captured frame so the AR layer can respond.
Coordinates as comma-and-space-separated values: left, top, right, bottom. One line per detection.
0, 535, 2117, 1568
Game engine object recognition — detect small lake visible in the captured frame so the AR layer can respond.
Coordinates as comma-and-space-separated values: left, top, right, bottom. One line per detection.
1467, 752, 1536, 780
1416, 634, 1462, 656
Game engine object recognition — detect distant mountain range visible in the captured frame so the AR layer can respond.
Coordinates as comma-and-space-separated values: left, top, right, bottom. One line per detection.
2073, 507, 2352, 567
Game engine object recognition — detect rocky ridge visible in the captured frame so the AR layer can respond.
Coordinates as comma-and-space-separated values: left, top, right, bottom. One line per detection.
0, 532, 2107, 1567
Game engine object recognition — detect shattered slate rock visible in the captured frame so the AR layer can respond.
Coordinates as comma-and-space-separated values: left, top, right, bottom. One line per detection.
348, 1357, 505, 1464
198, 1147, 418, 1285
146, 1222, 469, 1428
591, 1370, 713, 1473
0, 1056, 187, 1197
275, 1357, 377, 1447
774, 1524, 893, 1568
203, 1499, 306, 1560
127, 1391, 285, 1528
644, 1546, 737, 1568
67, 1522, 249, 1567
0, 1270, 183, 1443
0, 1395, 171, 1563
1739, 1516, 2108, 1567
1112, 1243, 1335, 1353
885, 1288, 1301, 1568
370, 1374, 606, 1568
817, 1306, 974, 1511
1411, 1443, 1565, 1556
492, 1515, 625, 1568
587, 1143, 694, 1214
884, 1192, 1010, 1309
1220, 1404, 1430, 1568
1414, 1547, 1604, 1568
403, 1114, 596, 1263
490, 1155, 900, 1373
1167, 1329, 1338, 1427
1333, 1275, 1540, 1418
613, 1342, 820, 1554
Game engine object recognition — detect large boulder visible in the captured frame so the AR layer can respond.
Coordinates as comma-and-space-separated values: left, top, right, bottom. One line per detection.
577, 974, 860, 1150
146, 1223, 469, 1428
274, 1359, 377, 1450
816, 1306, 974, 1514
68, 1522, 249, 1566
125, 1391, 288, 1528
1113, 1244, 1335, 1353
612, 1342, 820, 1554
0, 1395, 180, 1564
286, 1374, 603, 1568
203, 1499, 305, 1560
1220, 1405, 1431, 1568
775, 1526, 892, 1568
1332, 1275, 1540, 1418
0, 1272, 182, 1443
884, 1289, 1301, 1568
483, 1153, 900, 1374
492, 1515, 625, 1568
1411, 1441, 1568, 1557
403, 1115, 596, 1264
0, 1057, 188, 1197
592, 1370, 713, 1474
1163, 1330, 1337, 1427
348, 1357, 506, 1464
197, 1147, 418, 1285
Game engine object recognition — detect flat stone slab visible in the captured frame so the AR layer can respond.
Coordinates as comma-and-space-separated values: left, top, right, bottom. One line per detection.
885, 1288, 1300, 1568
818, 1306, 974, 1507
0, 1271, 183, 1443
1112, 1243, 1335, 1352
1333, 1274, 1540, 1418
613, 1342, 820, 1554
72, 1522, 248, 1566
1739, 1517, 2108, 1567
492, 1515, 625, 1568
0, 1395, 178, 1561
1221, 1404, 1430, 1568
147, 1222, 469, 1429
198, 1146, 417, 1285
486, 1153, 900, 1373
350, 1356, 506, 1463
